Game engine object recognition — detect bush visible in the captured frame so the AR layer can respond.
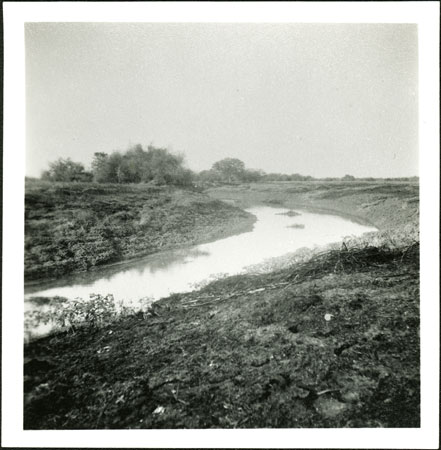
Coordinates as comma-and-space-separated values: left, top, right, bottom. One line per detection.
41, 158, 92, 182
90, 145, 194, 186
25, 294, 154, 337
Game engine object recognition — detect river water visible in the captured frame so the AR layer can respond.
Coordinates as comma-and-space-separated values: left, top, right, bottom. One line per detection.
26, 206, 376, 303
25, 207, 376, 337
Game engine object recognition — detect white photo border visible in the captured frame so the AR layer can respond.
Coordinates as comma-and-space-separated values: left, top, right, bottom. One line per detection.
3, 2, 439, 448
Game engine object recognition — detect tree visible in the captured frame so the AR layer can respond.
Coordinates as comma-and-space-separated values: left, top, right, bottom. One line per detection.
122, 144, 145, 183
211, 158, 246, 183
195, 169, 222, 186
242, 169, 264, 183
91, 152, 126, 183
41, 158, 91, 182
91, 152, 111, 183
90, 145, 194, 186
107, 152, 125, 183
342, 174, 356, 181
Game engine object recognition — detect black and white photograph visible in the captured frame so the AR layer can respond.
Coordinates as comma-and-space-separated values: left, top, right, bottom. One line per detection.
2, 2, 439, 448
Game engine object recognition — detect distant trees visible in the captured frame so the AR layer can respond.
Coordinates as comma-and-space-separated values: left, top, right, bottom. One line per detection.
44, 148, 396, 188
195, 158, 318, 185
91, 152, 113, 183
195, 169, 222, 184
385, 176, 419, 182
212, 158, 246, 183
242, 169, 265, 183
89, 144, 194, 186
42, 145, 194, 187
262, 173, 314, 182
41, 158, 93, 182
196, 158, 265, 185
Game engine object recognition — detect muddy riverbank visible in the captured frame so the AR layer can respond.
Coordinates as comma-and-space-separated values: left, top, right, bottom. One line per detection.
24, 238, 419, 429
206, 181, 419, 230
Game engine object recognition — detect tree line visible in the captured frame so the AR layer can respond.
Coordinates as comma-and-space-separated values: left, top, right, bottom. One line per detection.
40, 144, 418, 186
41, 146, 266, 186
42, 144, 193, 186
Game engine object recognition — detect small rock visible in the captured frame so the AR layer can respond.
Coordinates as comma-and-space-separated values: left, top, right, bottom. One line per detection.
153, 406, 165, 415
341, 391, 360, 403
314, 397, 349, 419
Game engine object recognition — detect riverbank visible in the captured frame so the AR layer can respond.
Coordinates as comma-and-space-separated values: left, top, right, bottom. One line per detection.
24, 180, 420, 429
25, 180, 256, 283
24, 237, 419, 429
206, 180, 419, 230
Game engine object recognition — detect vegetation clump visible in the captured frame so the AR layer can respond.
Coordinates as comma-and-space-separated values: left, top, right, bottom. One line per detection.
90, 145, 194, 186
25, 294, 155, 341
42, 158, 92, 182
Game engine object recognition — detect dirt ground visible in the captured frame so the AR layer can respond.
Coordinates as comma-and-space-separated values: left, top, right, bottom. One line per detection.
24, 181, 420, 429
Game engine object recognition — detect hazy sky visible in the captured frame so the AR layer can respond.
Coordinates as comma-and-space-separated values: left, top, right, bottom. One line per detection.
26, 23, 418, 178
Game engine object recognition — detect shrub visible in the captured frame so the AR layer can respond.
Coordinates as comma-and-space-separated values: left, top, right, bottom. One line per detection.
90, 145, 194, 186
41, 158, 92, 182
25, 294, 154, 337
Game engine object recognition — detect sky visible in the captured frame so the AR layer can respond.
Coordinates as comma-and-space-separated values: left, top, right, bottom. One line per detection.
25, 23, 418, 178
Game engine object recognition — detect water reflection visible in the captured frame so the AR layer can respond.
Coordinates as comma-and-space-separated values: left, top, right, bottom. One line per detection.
25, 207, 376, 307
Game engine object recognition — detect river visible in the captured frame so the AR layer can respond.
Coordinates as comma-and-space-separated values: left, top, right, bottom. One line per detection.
25, 206, 377, 338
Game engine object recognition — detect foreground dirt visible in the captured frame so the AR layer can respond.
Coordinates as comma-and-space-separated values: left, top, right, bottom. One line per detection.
24, 242, 419, 429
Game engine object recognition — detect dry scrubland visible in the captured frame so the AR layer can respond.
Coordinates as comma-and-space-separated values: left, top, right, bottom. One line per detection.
24, 181, 420, 429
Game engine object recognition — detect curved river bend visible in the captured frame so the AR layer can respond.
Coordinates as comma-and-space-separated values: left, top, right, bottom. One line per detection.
25, 207, 376, 336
